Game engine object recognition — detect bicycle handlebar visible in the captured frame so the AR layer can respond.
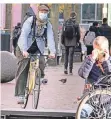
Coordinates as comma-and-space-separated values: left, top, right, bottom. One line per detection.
94, 73, 111, 86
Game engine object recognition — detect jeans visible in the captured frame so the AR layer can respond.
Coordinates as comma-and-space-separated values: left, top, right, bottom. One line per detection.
64, 46, 75, 71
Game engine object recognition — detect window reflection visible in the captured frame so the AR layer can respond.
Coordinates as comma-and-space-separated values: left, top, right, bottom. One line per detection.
82, 4, 95, 20
81, 4, 103, 24
97, 4, 102, 20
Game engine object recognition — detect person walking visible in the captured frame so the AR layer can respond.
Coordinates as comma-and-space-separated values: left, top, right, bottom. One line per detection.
61, 11, 80, 75
83, 21, 101, 55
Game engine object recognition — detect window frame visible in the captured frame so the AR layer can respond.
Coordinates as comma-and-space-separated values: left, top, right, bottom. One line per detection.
81, 4, 102, 24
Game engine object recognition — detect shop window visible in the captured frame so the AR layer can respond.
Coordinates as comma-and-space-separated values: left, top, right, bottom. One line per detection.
96, 4, 102, 20
82, 4, 95, 20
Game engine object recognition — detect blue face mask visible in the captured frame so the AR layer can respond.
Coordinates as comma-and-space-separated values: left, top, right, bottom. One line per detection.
39, 12, 48, 21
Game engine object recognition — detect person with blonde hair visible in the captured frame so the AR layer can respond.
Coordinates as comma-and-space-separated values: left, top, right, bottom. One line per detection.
78, 36, 111, 85
78, 36, 111, 118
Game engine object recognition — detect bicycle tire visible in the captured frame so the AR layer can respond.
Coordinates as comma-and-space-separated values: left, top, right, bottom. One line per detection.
32, 68, 41, 109
21, 72, 31, 109
76, 89, 111, 119
107, 109, 111, 119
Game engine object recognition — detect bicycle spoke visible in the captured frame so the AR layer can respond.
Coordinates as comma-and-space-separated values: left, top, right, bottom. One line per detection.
107, 109, 111, 119
78, 92, 111, 119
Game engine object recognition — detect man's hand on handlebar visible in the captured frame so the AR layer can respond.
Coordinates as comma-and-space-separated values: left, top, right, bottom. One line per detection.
48, 53, 55, 59
22, 51, 55, 59
22, 51, 29, 58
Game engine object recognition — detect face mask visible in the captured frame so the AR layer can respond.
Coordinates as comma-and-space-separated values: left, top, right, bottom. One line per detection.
39, 12, 48, 21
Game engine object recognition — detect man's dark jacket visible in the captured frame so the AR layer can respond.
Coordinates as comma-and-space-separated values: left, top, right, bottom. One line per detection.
100, 23, 111, 45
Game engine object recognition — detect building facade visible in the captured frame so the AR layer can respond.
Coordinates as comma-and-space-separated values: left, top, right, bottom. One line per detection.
0, 4, 38, 31
0, 3, 111, 31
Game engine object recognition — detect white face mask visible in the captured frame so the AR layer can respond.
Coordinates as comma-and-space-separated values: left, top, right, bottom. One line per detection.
39, 12, 48, 21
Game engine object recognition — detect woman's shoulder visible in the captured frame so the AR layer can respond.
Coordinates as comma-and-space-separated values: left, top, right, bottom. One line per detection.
83, 55, 96, 64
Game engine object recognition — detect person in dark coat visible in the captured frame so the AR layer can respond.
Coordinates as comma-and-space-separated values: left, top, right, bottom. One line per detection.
84, 21, 101, 55
61, 11, 80, 75
99, 18, 111, 52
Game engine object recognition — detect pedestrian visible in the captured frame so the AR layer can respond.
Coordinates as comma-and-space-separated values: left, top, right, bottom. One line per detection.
12, 22, 21, 56
99, 18, 111, 53
83, 21, 101, 55
15, 4, 56, 104
61, 11, 80, 75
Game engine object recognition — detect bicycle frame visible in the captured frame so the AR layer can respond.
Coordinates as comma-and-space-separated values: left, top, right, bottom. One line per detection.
28, 56, 39, 94
20, 53, 42, 109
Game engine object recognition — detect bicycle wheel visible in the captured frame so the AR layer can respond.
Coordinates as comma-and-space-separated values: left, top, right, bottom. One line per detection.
107, 109, 111, 119
76, 89, 111, 119
20, 71, 30, 109
21, 87, 29, 109
32, 68, 41, 109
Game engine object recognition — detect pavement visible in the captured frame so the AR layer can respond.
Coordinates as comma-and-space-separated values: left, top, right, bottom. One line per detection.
1, 63, 84, 111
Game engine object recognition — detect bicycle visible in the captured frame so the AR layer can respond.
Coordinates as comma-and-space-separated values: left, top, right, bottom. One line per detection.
76, 74, 111, 119
21, 54, 41, 109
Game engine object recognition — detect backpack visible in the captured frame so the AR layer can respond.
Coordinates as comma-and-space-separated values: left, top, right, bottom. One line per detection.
63, 19, 76, 39
12, 7, 36, 49
84, 31, 96, 46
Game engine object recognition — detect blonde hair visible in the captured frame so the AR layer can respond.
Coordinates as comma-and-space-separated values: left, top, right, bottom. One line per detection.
93, 36, 109, 52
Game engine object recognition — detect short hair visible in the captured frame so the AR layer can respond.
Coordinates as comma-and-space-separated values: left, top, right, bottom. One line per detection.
70, 11, 77, 18
93, 21, 99, 27
93, 36, 109, 52
103, 18, 107, 23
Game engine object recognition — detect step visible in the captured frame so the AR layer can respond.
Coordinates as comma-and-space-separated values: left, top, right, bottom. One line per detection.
1, 108, 76, 119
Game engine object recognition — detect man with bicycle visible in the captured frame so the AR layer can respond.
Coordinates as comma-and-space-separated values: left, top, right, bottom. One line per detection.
15, 4, 56, 104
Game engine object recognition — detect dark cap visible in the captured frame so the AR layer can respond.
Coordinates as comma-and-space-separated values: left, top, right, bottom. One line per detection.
70, 11, 77, 18
38, 4, 49, 12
